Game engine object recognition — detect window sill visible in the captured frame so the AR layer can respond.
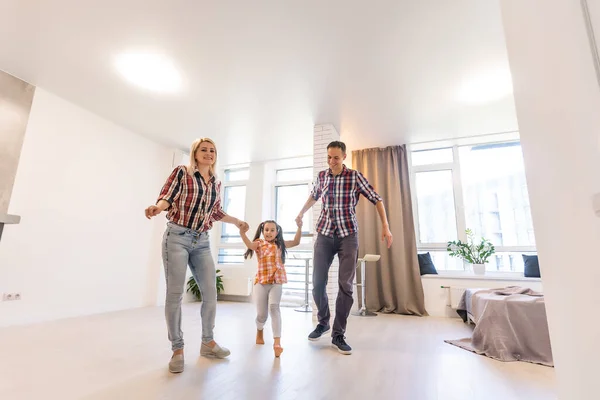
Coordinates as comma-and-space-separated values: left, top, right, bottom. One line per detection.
421, 273, 541, 282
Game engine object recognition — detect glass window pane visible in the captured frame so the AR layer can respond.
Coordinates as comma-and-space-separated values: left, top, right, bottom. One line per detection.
423, 250, 535, 272
282, 233, 313, 245
218, 248, 245, 264
275, 184, 310, 234
276, 167, 313, 182
281, 250, 313, 306
220, 236, 243, 244
484, 251, 535, 272
411, 148, 453, 166
224, 168, 249, 182
459, 142, 535, 247
421, 251, 464, 271
221, 186, 246, 241
415, 170, 457, 243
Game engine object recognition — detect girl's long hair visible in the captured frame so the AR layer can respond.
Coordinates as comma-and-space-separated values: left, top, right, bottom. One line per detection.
244, 220, 287, 263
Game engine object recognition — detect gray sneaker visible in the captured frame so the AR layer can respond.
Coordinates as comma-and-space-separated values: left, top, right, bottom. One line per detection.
200, 342, 231, 359
168, 353, 184, 373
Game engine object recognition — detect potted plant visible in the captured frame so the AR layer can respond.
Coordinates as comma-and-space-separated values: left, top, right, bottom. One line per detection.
447, 229, 495, 275
186, 269, 225, 301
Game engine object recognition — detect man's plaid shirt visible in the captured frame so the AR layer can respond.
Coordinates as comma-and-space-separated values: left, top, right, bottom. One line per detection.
311, 165, 382, 238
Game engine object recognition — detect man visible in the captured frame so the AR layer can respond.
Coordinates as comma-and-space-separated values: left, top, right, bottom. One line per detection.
296, 141, 393, 355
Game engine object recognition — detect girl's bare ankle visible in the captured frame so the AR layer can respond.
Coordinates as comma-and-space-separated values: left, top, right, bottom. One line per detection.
256, 329, 265, 344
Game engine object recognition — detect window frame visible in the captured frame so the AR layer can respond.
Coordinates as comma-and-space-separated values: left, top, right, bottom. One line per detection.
272, 167, 314, 250
271, 166, 315, 301
409, 137, 537, 272
216, 167, 250, 265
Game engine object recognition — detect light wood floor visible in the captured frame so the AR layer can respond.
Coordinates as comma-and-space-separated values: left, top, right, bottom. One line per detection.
0, 302, 556, 400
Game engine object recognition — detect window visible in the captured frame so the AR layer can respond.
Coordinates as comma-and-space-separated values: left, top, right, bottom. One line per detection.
414, 170, 457, 243
422, 251, 465, 271
458, 143, 535, 247
276, 167, 313, 182
411, 140, 536, 272
411, 148, 453, 166
273, 167, 314, 305
275, 185, 311, 237
217, 248, 246, 264
220, 185, 247, 243
274, 167, 313, 242
217, 167, 249, 264
224, 168, 250, 182
282, 249, 313, 295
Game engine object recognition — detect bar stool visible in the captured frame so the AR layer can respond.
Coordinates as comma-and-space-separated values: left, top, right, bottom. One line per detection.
352, 254, 380, 317
294, 233, 314, 313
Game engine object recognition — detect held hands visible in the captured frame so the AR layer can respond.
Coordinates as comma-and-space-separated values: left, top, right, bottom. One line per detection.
295, 214, 303, 226
145, 205, 161, 219
236, 219, 249, 233
382, 225, 393, 248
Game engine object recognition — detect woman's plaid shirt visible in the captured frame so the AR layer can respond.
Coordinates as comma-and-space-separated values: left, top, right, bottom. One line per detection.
157, 165, 226, 232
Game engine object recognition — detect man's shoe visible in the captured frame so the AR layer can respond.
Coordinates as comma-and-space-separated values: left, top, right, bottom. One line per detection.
331, 335, 352, 355
308, 324, 330, 341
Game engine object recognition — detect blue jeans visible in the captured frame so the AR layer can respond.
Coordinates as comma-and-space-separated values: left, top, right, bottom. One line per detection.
162, 222, 217, 350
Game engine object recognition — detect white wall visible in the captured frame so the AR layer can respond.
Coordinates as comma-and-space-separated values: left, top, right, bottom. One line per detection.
0, 88, 173, 327
422, 276, 543, 317
500, 2, 600, 399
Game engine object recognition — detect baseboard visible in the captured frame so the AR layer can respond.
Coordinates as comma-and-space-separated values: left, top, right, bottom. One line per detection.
218, 294, 252, 303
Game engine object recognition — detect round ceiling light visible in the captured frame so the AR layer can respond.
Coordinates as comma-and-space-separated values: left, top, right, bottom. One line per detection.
115, 52, 183, 94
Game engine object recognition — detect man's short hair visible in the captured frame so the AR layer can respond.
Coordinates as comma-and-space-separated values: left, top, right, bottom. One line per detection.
327, 141, 346, 153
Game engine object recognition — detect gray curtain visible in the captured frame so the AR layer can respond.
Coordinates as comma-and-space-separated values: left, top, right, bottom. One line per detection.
352, 145, 427, 316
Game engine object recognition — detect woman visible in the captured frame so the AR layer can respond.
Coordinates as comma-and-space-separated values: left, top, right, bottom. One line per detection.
145, 137, 248, 373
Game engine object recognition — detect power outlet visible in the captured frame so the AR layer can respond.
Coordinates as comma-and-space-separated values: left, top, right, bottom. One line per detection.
2, 292, 22, 301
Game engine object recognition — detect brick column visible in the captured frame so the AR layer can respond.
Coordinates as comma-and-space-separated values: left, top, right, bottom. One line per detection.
312, 124, 340, 320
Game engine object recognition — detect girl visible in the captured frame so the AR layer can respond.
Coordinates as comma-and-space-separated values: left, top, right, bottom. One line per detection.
240, 219, 302, 357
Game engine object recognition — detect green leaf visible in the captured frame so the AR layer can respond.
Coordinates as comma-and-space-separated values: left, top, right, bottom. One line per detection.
183, 271, 226, 300
447, 228, 495, 265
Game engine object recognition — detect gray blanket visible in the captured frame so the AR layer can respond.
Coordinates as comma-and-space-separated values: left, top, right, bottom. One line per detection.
445, 286, 554, 367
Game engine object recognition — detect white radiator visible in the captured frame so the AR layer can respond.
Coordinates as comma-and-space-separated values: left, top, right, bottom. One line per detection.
221, 278, 253, 296
446, 286, 467, 309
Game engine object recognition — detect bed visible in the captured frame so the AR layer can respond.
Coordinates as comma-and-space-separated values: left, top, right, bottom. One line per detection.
445, 286, 554, 367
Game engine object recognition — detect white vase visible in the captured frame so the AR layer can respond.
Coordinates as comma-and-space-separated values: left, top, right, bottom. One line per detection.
472, 263, 486, 275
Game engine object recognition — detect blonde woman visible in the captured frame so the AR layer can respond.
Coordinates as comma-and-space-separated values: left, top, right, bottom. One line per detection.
145, 138, 248, 373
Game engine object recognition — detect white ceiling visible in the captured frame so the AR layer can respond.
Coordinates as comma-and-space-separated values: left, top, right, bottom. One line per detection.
0, 0, 518, 165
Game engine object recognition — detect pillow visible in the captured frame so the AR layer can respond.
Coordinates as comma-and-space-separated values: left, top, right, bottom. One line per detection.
418, 252, 438, 275
522, 254, 541, 278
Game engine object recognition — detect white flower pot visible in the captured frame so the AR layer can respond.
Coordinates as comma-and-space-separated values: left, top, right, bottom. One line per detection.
472, 263, 486, 275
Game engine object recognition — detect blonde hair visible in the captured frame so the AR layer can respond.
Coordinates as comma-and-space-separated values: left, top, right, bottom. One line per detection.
188, 138, 218, 177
